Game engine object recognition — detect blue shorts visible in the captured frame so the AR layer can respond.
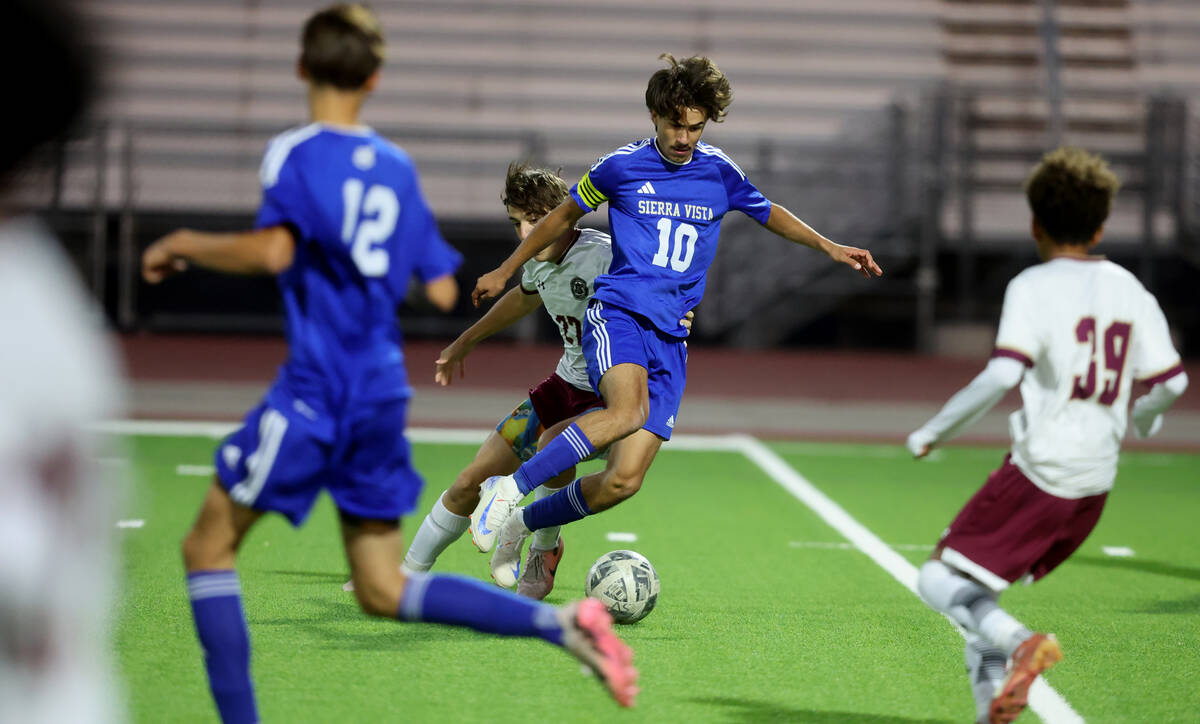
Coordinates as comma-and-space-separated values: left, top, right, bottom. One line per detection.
214, 383, 422, 527
582, 300, 687, 440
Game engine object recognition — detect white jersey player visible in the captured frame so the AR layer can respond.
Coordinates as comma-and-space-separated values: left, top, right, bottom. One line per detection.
907, 147, 1188, 724
380, 163, 688, 600
0, 219, 126, 724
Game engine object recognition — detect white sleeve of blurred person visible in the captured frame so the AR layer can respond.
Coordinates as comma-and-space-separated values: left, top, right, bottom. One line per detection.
906, 356, 1025, 458
0, 219, 128, 724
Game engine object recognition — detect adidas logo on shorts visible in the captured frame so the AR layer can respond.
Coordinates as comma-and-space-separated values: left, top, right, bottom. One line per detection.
666, 415, 675, 428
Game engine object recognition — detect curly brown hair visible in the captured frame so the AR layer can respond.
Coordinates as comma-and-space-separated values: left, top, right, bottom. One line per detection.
300, 4, 385, 90
501, 162, 570, 219
645, 54, 733, 123
1025, 147, 1120, 245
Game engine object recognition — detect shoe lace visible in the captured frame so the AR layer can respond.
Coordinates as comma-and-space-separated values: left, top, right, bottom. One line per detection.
524, 550, 546, 582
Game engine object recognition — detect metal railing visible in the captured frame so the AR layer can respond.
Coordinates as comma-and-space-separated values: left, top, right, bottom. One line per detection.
21, 87, 1197, 348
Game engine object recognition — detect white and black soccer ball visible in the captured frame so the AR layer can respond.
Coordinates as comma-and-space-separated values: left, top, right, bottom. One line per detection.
584, 550, 660, 624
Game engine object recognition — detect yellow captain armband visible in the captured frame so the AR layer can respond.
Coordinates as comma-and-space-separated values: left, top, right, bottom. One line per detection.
576, 172, 607, 209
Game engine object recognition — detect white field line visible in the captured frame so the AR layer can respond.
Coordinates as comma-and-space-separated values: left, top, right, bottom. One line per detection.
733, 435, 1084, 724
97, 420, 1082, 721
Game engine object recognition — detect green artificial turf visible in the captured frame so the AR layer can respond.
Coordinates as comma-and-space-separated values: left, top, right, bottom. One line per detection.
111, 434, 1200, 723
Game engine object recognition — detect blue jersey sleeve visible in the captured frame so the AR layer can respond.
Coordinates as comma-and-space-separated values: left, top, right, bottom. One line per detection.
721, 164, 772, 224
255, 143, 315, 241
391, 182, 463, 294
571, 151, 625, 212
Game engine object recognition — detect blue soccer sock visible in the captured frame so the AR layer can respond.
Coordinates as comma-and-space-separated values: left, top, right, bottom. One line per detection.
513, 422, 595, 495
187, 570, 258, 724
523, 478, 594, 531
397, 573, 564, 646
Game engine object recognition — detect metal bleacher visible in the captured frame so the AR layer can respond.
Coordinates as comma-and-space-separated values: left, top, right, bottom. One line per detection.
80, 0, 946, 217
29, 0, 1199, 346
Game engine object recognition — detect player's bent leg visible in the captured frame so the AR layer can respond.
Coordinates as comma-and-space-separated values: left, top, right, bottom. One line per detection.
341, 513, 637, 707
182, 480, 264, 572
445, 430, 524, 516
496, 363, 648, 513
580, 429, 662, 512
515, 421, 577, 598
183, 481, 264, 724
404, 432, 521, 575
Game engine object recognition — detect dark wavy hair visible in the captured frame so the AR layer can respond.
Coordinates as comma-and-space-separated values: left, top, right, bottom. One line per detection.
1025, 147, 1120, 245
644, 54, 733, 123
501, 162, 569, 218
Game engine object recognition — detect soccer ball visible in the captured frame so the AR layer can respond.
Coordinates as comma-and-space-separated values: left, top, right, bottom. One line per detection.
584, 550, 660, 624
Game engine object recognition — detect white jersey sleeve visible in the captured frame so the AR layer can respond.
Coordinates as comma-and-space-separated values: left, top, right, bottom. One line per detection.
520, 229, 612, 390
993, 276, 1041, 367
1130, 290, 1184, 384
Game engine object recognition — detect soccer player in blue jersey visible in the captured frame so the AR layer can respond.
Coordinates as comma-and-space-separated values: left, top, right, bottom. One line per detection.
140, 6, 637, 721
471, 54, 883, 584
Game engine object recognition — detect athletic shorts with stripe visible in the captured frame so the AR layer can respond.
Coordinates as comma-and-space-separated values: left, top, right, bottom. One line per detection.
581, 299, 687, 440
496, 372, 606, 461
213, 382, 423, 526
937, 454, 1108, 592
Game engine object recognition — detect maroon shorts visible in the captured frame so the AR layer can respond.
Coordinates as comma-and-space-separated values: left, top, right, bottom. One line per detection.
937, 454, 1107, 590
528, 372, 605, 429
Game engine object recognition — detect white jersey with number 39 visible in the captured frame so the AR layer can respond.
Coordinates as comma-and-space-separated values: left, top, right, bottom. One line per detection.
994, 257, 1183, 497
520, 228, 612, 390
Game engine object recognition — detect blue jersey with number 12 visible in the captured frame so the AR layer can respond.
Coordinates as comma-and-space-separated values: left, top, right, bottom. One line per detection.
570, 138, 771, 336
256, 124, 461, 408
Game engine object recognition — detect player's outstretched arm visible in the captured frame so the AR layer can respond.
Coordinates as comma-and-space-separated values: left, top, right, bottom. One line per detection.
472, 199, 588, 306
906, 356, 1025, 458
424, 274, 459, 313
435, 286, 543, 385
141, 227, 295, 282
762, 204, 882, 278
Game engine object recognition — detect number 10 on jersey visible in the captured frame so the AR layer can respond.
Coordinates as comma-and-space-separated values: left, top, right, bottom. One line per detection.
341, 178, 399, 277
653, 218, 698, 272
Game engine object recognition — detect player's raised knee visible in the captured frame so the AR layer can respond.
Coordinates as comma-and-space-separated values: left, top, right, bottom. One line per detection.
611, 405, 647, 438
351, 571, 405, 618
603, 469, 644, 502
181, 527, 223, 571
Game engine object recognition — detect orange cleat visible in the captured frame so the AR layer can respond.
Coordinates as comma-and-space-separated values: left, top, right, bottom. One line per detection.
989, 633, 1062, 724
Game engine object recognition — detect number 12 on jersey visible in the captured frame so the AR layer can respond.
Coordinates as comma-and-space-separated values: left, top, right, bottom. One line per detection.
653, 218, 697, 272
341, 178, 399, 277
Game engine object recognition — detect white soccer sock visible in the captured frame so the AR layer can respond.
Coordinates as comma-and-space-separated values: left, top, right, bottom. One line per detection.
964, 633, 1007, 723
918, 560, 1032, 657
978, 608, 1033, 658
402, 492, 469, 572
530, 484, 562, 551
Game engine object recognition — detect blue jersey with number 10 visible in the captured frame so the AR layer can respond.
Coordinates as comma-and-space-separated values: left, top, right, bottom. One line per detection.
570, 138, 771, 336
256, 124, 461, 408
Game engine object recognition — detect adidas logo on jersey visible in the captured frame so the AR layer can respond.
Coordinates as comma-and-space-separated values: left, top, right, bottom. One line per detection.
637, 181, 656, 195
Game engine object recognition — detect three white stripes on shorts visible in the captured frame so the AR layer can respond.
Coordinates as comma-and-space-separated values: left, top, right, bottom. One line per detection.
586, 301, 612, 374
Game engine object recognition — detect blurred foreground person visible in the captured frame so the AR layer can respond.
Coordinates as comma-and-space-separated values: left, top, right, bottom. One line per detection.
0, 1, 127, 722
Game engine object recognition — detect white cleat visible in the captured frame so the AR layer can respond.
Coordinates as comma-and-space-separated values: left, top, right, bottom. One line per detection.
470, 474, 522, 553
490, 506, 531, 588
